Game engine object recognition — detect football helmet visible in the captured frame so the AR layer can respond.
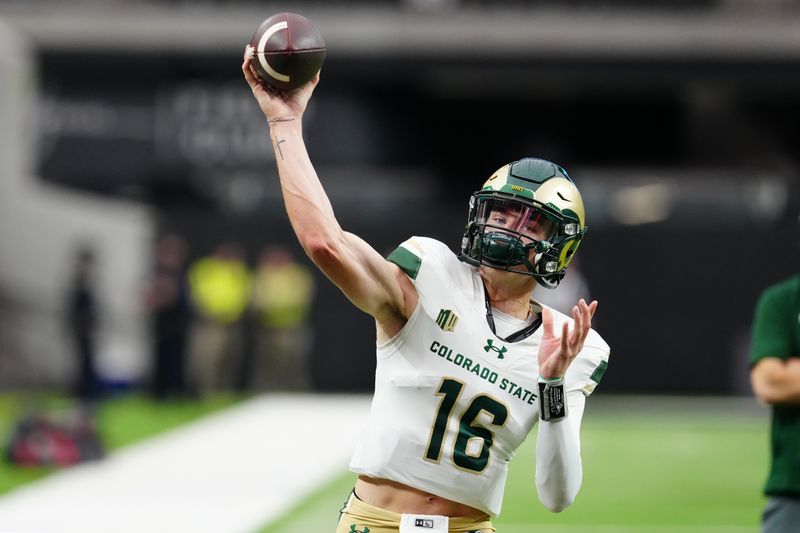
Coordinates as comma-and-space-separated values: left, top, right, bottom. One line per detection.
459, 157, 587, 289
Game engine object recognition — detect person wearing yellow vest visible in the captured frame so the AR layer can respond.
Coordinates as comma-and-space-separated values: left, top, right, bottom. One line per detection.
187, 242, 252, 394
250, 245, 315, 390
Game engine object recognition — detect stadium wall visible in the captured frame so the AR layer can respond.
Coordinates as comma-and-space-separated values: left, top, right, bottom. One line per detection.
0, 19, 154, 388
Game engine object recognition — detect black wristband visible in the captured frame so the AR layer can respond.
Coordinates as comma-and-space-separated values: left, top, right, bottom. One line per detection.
538, 378, 567, 422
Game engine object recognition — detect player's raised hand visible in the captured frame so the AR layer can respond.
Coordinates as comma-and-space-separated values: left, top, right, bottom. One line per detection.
538, 299, 598, 379
242, 45, 320, 123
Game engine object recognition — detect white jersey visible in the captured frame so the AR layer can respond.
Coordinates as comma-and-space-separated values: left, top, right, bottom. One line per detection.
349, 237, 610, 516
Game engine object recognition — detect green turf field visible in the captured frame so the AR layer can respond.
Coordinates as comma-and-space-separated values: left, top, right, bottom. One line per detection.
258, 396, 770, 533
0, 394, 771, 532
0, 392, 239, 496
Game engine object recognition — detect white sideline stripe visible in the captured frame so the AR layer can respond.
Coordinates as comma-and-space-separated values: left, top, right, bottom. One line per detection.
0, 394, 372, 533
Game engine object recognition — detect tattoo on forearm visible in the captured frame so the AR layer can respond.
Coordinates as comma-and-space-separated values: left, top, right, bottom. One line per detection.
275, 137, 286, 161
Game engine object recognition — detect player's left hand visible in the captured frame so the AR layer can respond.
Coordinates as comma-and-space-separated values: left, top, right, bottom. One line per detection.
537, 299, 598, 379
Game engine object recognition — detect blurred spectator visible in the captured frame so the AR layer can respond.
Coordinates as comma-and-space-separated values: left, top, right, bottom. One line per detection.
143, 233, 190, 399
534, 257, 592, 316
249, 245, 315, 391
187, 242, 252, 395
749, 272, 800, 532
66, 246, 100, 401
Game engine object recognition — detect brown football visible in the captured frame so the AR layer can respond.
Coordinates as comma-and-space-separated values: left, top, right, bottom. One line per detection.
248, 12, 326, 91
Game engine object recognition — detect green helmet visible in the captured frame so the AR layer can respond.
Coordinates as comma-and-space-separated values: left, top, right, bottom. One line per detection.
459, 157, 587, 289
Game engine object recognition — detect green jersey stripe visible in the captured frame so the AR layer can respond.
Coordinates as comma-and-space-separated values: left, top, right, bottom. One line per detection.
589, 360, 608, 384
387, 246, 422, 280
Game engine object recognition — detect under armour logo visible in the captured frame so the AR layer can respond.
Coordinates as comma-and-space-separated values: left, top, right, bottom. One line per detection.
484, 339, 508, 359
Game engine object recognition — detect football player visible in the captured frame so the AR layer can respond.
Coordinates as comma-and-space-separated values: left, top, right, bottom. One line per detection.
243, 51, 610, 533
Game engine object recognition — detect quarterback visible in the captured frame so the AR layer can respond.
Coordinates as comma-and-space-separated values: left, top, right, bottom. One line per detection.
243, 53, 610, 533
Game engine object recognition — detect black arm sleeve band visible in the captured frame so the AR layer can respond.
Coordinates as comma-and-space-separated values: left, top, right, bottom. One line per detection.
539, 379, 568, 422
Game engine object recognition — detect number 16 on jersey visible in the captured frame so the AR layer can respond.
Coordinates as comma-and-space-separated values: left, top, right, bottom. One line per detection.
424, 378, 508, 473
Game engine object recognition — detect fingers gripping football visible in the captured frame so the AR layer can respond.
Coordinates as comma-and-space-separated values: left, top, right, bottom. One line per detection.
538, 299, 598, 379
242, 46, 320, 123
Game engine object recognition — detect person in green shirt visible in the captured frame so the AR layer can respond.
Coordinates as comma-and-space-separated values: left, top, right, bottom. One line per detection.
750, 274, 800, 533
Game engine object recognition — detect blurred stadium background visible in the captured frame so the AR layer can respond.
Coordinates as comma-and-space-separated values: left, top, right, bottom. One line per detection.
0, 0, 799, 532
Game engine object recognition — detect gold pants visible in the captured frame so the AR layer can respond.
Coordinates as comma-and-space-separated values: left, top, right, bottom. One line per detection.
336, 492, 496, 533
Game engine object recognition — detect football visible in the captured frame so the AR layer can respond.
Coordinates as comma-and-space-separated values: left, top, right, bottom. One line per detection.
247, 12, 326, 91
